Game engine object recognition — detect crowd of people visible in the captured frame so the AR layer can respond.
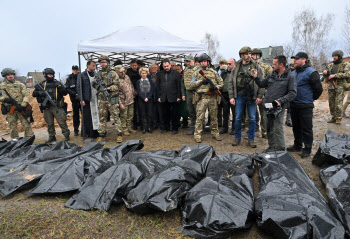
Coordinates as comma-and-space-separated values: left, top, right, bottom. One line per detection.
1, 47, 349, 158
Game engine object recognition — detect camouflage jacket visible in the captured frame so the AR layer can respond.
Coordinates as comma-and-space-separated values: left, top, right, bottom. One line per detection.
184, 65, 201, 91
324, 60, 350, 82
96, 66, 120, 101
190, 67, 223, 94
228, 58, 265, 100
0, 81, 30, 107
119, 75, 135, 106
260, 62, 273, 77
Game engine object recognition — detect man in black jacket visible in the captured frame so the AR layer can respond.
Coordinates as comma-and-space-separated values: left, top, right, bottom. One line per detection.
253, 55, 297, 152
157, 59, 181, 134
65, 65, 80, 136
287, 52, 323, 158
126, 59, 140, 130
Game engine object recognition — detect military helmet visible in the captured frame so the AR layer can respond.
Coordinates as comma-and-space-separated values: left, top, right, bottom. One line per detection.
194, 56, 199, 62
198, 53, 211, 62
332, 50, 344, 58
239, 46, 252, 55
219, 58, 227, 64
98, 55, 110, 63
1, 68, 16, 77
252, 48, 262, 56
43, 68, 55, 77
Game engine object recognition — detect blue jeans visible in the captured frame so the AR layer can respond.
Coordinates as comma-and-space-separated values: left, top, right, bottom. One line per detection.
235, 95, 256, 141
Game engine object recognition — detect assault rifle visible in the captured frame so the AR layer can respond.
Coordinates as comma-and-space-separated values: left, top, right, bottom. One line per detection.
3, 89, 32, 123
93, 73, 110, 101
199, 70, 227, 105
325, 70, 337, 91
36, 83, 58, 111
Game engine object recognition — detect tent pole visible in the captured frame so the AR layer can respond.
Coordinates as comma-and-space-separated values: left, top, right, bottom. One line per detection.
78, 52, 86, 143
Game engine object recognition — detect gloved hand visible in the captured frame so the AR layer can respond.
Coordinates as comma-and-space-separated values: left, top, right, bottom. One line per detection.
38, 91, 46, 96
55, 81, 62, 88
202, 79, 209, 85
209, 87, 215, 93
3, 98, 12, 104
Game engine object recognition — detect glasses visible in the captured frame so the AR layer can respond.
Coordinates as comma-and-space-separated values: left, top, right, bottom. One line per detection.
228, 63, 233, 65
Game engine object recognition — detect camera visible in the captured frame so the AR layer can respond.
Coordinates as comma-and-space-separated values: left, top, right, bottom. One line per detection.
265, 102, 283, 119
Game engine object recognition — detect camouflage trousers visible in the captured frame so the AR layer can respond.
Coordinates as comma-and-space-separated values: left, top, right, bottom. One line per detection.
120, 103, 134, 131
186, 91, 197, 127
6, 111, 34, 139
328, 80, 347, 119
194, 96, 219, 139
43, 107, 70, 138
98, 100, 122, 135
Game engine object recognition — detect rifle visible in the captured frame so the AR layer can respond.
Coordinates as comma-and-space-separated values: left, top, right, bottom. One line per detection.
36, 83, 58, 111
325, 70, 337, 91
93, 72, 110, 101
198, 70, 227, 105
3, 89, 32, 123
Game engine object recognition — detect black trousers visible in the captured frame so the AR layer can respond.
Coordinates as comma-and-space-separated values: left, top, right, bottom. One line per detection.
290, 107, 313, 152
133, 95, 140, 127
220, 92, 235, 130
152, 100, 161, 127
72, 101, 81, 132
160, 101, 178, 131
138, 98, 153, 129
82, 101, 98, 138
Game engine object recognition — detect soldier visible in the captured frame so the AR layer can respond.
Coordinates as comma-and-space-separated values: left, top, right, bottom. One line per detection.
65, 65, 80, 136
116, 65, 136, 136
94, 55, 123, 143
183, 55, 198, 135
323, 50, 350, 124
229, 46, 264, 148
216, 58, 227, 75
251, 48, 273, 138
0, 68, 34, 139
33, 68, 70, 143
190, 53, 224, 143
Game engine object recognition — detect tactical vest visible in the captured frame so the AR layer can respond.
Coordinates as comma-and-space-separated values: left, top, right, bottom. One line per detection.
292, 67, 316, 104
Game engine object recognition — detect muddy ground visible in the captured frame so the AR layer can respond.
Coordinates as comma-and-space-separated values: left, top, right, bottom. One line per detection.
0, 89, 349, 238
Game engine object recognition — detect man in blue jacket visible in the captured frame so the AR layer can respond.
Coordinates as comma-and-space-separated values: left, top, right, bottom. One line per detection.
287, 52, 323, 158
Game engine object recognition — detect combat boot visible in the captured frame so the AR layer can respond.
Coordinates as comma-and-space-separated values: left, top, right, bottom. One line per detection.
219, 128, 228, 134
117, 134, 123, 143
129, 128, 137, 133
327, 118, 336, 123
45, 136, 56, 143
248, 140, 257, 148
64, 135, 70, 142
213, 135, 222, 141
194, 137, 201, 143
123, 130, 130, 136
261, 132, 267, 139
96, 137, 104, 142
336, 119, 342, 124
232, 139, 241, 146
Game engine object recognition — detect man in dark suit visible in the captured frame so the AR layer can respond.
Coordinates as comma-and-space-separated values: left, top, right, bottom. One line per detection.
157, 59, 181, 134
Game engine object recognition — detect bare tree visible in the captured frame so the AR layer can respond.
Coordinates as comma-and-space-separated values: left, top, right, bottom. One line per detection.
342, 6, 350, 55
283, 41, 298, 60
215, 53, 224, 64
202, 33, 220, 64
291, 9, 334, 70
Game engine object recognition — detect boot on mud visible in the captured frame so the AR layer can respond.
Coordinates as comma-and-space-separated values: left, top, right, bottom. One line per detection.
213, 135, 222, 141
45, 136, 56, 143
96, 137, 105, 142
123, 130, 130, 136
195, 137, 201, 143
248, 140, 257, 148
232, 139, 241, 146
117, 134, 123, 143
128, 128, 137, 133
327, 118, 336, 123
335, 119, 342, 124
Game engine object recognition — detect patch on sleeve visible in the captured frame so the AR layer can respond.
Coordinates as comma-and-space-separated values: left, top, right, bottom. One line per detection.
191, 78, 197, 81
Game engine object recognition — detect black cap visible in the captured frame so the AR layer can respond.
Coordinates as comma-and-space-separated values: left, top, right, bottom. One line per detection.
291, 52, 308, 59
72, 65, 79, 70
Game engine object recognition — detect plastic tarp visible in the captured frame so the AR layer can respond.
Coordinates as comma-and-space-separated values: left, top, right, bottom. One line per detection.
29, 140, 143, 194
320, 164, 350, 236
78, 26, 206, 65
254, 151, 345, 239
0, 141, 104, 197
0, 136, 35, 157
180, 153, 255, 238
65, 149, 177, 211
124, 145, 214, 214
312, 130, 350, 167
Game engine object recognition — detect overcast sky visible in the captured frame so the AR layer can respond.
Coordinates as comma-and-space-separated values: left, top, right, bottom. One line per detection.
0, 0, 348, 78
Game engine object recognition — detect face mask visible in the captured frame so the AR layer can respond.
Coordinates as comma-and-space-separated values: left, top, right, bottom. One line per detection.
45, 76, 54, 81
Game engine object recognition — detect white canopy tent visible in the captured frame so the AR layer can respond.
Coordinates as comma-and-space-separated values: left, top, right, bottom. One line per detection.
77, 26, 206, 66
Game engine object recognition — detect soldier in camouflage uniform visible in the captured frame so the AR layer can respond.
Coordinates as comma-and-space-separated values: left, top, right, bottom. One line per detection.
251, 48, 273, 138
94, 55, 123, 143
183, 55, 200, 135
0, 68, 34, 139
323, 50, 350, 124
190, 53, 224, 143
33, 68, 70, 143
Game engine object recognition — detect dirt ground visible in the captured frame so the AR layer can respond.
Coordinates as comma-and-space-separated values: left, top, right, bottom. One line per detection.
0, 87, 350, 239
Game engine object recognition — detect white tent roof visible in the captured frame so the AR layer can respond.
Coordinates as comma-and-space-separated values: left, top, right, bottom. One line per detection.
77, 26, 206, 65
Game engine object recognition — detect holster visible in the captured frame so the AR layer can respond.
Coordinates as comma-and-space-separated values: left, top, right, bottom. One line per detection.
110, 94, 119, 105
192, 92, 201, 105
